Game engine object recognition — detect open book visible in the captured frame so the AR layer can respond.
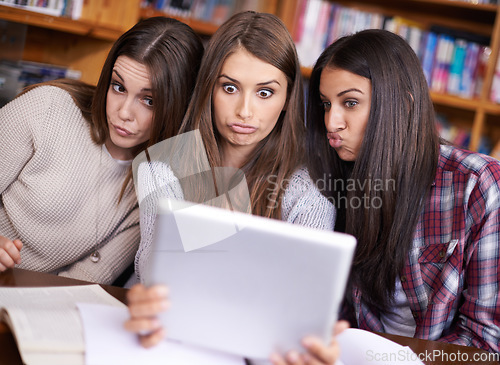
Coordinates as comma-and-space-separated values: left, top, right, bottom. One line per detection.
0, 285, 124, 365
0, 285, 246, 365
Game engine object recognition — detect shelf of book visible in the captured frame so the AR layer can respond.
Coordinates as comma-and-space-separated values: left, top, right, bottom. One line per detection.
3, 0, 500, 155
317, 0, 496, 36
430, 92, 500, 115
139, 1, 279, 36
0, 1, 140, 85
288, 0, 500, 155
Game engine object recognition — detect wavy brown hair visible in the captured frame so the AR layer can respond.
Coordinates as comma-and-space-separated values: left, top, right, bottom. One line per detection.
306, 29, 440, 309
178, 11, 305, 219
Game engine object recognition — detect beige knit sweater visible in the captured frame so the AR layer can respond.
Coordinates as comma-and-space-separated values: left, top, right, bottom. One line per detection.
0, 85, 140, 284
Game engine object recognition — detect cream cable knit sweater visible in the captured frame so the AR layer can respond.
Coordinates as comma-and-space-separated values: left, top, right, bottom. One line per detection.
130, 161, 336, 285
0, 86, 140, 284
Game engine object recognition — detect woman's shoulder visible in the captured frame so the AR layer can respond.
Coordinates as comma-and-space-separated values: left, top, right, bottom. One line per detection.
19, 84, 75, 103
287, 166, 315, 188
439, 144, 500, 178
11, 85, 80, 119
281, 166, 335, 229
134, 160, 183, 204
1, 84, 84, 136
282, 166, 325, 202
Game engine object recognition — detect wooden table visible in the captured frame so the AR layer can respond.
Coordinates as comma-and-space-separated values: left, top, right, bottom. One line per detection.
0, 268, 497, 365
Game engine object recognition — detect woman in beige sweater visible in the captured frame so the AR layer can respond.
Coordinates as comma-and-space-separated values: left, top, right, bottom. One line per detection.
0, 17, 204, 284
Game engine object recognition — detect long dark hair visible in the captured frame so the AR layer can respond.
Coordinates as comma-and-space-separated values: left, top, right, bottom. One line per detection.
179, 11, 305, 219
306, 29, 440, 309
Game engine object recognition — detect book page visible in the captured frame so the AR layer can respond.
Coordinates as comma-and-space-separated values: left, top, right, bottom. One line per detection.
337, 328, 424, 365
0, 285, 124, 362
78, 302, 246, 365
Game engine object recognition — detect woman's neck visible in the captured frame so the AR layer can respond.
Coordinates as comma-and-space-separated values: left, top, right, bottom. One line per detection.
104, 138, 134, 161
220, 142, 252, 169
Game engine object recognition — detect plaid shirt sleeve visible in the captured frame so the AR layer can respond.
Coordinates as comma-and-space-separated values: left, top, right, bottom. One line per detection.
434, 151, 500, 352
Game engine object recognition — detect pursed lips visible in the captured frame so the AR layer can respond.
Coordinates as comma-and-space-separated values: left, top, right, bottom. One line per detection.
112, 123, 134, 136
327, 131, 343, 148
229, 122, 257, 134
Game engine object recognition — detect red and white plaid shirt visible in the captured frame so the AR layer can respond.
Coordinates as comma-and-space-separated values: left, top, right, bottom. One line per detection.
341, 144, 500, 352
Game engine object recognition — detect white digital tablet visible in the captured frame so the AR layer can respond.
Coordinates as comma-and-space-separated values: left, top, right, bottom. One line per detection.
145, 198, 356, 360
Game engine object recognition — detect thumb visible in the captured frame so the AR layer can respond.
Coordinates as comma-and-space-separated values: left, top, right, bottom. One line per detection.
333, 320, 350, 336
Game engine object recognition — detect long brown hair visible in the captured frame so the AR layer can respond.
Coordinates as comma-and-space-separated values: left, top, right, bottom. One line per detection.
179, 11, 305, 219
306, 29, 440, 309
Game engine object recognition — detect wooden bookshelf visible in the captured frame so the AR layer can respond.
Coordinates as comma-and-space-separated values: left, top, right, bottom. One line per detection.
140, 7, 219, 36
0, 0, 140, 85
2, 0, 500, 154
0, 5, 96, 37
139, 0, 279, 35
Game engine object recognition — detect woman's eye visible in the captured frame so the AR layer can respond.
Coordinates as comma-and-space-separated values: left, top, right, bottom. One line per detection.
322, 101, 331, 111
111, 82, 125, 93
345, 100, 358, 108
143, 97, 153, 107
257, 89, 273, 98
223, 84, 237, 94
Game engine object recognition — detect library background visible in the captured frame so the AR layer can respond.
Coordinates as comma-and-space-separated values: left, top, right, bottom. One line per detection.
1, 0, 500, 158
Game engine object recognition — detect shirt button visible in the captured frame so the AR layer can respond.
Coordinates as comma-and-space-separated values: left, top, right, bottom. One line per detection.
439, 250, 446, 258
401, 276, 407, 283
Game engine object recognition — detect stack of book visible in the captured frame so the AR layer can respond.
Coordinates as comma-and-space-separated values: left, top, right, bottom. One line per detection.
0, 60, 81, 107
0, 0, 84, 19
436, 113, 492, 155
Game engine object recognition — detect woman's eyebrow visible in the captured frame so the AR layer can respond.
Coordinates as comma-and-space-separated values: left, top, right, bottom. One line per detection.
219, 74, 281, 87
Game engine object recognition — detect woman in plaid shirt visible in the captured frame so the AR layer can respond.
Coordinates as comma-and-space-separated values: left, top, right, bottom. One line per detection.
306, 29, 500, 353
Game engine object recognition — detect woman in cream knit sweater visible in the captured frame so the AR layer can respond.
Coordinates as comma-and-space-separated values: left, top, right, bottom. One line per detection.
0, 17, 204, 284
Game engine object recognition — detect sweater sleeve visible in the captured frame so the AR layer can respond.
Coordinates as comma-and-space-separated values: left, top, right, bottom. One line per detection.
0, 87, 53, 194
281, 167, 336, 231
133, 161, 184, 283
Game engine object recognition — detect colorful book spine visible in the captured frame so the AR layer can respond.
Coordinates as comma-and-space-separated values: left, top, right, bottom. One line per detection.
447, 39, 467, 96
422, 31, 438, 87
490, 54, 500, 103
295, 0, 322, 68
460, 42, 480, 98
431, 34, 454, 94
474, 46, 492, 98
